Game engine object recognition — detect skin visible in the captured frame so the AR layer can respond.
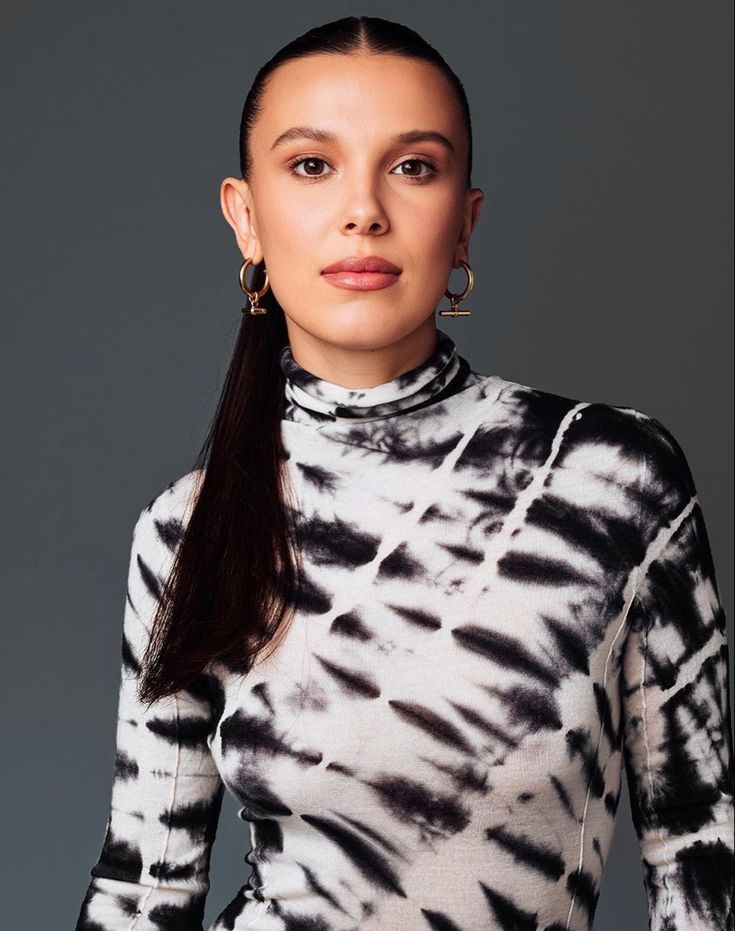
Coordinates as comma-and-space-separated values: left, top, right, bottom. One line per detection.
220, 51, 484, 389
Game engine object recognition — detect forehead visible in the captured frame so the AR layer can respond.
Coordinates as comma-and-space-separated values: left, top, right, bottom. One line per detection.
252, 52, 463, 149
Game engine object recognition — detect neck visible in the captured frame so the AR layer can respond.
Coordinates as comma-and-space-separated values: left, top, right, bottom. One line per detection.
279, 328, 469, 425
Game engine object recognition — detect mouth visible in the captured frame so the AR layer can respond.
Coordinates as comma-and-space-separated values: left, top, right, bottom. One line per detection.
321, 255, 402, 292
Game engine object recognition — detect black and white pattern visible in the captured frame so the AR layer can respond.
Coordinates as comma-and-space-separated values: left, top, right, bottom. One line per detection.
75, 329, 734, 930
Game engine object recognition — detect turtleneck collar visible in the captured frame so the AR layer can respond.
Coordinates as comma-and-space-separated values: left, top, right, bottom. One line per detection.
279, 328, 470, 425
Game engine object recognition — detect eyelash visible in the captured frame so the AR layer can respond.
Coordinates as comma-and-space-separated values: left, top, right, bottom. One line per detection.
286, 154, 439, 183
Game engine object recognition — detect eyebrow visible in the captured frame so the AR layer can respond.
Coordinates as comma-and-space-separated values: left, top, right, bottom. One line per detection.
269, 126, 456, 156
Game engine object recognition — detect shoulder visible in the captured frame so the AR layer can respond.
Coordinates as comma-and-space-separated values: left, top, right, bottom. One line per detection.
133, 467, 204, 555
483, 372, 693, 490
140, 466, 204, 520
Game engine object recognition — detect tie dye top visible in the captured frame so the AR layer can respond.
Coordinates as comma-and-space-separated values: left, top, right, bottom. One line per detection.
75, 328, 734, 931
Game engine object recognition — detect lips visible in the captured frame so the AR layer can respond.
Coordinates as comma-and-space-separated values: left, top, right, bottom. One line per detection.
322, 255, 401, 275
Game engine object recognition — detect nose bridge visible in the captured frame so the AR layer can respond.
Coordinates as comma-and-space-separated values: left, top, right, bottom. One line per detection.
340, 151, 387, 230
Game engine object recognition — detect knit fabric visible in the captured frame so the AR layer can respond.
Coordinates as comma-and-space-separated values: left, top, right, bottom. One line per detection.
75, 328, 734, 931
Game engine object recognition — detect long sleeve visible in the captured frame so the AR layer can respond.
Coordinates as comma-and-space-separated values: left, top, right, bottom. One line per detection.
621, 415, 734, 930
75, 501, 226, 931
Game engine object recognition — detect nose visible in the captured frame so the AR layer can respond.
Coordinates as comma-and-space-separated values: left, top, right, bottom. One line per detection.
340, 176, 389, 235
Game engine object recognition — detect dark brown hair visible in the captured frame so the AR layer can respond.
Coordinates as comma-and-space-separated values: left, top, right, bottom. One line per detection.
137, 14, 475, 705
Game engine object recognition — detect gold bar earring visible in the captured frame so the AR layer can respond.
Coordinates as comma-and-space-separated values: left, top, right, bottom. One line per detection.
438, 259, 473, 316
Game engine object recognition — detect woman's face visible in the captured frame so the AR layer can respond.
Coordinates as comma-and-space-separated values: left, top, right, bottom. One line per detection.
221, 52, 484, 385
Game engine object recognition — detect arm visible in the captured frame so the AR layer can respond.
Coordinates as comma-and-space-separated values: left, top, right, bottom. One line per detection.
621, 416, 734, 930
75, 500, 226, 931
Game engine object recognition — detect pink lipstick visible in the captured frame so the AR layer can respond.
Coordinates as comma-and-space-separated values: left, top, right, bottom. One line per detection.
321, 254, 402, 291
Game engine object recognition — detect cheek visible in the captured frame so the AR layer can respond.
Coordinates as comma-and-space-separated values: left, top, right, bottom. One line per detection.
260, 191, 322, 252
406, 193, 463, 255
254, 198, 323, 298
403, 197, 463, 288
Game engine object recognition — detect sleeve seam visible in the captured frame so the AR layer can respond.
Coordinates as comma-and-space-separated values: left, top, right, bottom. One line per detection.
629, 445, 650, 608
125, 504, 182, 930
639, 597, 676, 920
125, 695, 183, 931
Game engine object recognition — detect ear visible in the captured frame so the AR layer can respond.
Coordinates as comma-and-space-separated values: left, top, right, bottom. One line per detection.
220, 178, 264, 264
454, 187, 484, 266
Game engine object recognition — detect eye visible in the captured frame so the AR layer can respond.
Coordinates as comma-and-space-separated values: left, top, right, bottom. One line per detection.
288, 156, 331, 180
392, 157, 439, 181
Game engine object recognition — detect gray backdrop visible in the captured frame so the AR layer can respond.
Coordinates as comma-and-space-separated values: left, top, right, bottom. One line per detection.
1, 2, 732, 929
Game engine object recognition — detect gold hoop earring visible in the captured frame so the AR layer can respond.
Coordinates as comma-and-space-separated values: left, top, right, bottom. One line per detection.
239, 258, 270, 315
438, 259, 473, 316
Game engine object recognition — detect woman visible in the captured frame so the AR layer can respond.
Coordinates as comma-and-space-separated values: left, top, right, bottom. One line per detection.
74, 15, 733, 931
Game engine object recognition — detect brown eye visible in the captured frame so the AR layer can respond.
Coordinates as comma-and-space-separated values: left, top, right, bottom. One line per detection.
392, 158, 438, 180
289, 157, 330, 178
